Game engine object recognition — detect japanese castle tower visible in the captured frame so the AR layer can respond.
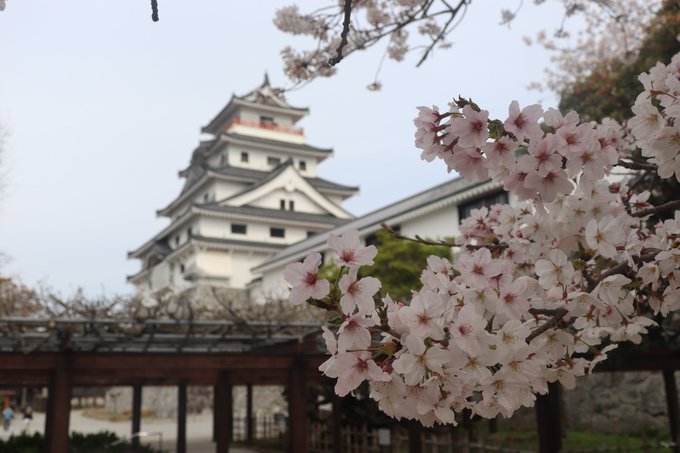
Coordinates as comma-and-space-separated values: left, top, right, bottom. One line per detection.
128, 76, 357, 293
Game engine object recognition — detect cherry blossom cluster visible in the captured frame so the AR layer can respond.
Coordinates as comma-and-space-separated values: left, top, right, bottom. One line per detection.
630, 52, 680, 182
273, 0, 663, 89
415, 97, 630, 204
284, 54, 680, 426
526, 0, 661, 93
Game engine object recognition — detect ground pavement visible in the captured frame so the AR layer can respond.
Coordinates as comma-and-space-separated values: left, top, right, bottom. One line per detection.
0, 409, 257, 453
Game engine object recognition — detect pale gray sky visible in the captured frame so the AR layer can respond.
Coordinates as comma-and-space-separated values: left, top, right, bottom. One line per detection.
0, 0, 568, 295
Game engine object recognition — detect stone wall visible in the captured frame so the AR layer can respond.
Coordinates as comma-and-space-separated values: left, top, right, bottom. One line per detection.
499, 371, 676, 434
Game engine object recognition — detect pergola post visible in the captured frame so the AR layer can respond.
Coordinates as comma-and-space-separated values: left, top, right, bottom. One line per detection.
45, 353, 73, 453
246, 383, 254, 444
408, 420, 423, 453
288, 358, 308, 453
131, 384, 142, 449
663, 370, 680, 453
536, 381, 562, 453
331, 392, 342, 453
212, 385, 217, 442
177, 380, 187, 453
215, 371, 232, 453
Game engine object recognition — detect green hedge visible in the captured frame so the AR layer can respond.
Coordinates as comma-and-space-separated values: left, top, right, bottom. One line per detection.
0, 431, 163, 453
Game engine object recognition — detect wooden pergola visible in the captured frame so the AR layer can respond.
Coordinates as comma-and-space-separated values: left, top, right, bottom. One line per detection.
0, 317, 338, 453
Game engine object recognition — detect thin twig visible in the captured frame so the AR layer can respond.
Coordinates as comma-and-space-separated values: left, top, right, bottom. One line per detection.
329, 0, 353, 66
381, 223, 509, 252
416, 0, 467, 67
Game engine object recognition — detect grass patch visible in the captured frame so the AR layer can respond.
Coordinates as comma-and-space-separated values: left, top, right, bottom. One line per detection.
477, 428, 672, 451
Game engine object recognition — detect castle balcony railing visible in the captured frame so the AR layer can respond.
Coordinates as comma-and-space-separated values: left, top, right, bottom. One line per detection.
226, 118, 304, 136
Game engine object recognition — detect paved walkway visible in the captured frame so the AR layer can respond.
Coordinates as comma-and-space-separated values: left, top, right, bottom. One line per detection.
0, 410, 257, 453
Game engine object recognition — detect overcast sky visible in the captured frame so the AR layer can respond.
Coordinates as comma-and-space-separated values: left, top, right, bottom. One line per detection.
0, 0, 570, 296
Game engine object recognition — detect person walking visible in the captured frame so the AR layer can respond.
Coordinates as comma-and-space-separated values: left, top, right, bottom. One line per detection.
2, 406, 13, 432
21, 406, 32, 433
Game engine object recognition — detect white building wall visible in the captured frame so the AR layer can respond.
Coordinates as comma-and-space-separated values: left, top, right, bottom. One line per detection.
247, 189, 326, 214
400, 205, 460, 239
213, 180, 248, 201
196, 216, 310, 245
224, 145, 319, 176
230, 250, 276, 289
196, 250, 232, 280
149, 262, 171, 291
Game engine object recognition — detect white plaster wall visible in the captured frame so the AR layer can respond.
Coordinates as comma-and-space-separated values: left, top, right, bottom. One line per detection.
214, 180, 247, 201
400, 205, 460, 239
224, 144, 319, 176
168, 222, 196, 250
196, 250, 232, 280
226, 147, 285, 172
230, 250, 275, 288
248, 189, 326, 214
196, 216, 310, 244
149, 261, 171, 291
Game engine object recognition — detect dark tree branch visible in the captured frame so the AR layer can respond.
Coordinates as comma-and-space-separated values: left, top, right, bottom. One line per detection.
632, 200, 680, 218
526, 307, 568, 343
381, 223, 509, 251
328, 0, 353, 66
616, 159, 658, 171
151, 0, 159, 22
415, 1, 463, 67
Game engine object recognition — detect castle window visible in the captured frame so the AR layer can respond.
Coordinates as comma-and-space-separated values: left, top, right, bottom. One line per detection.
458, 190, 509, 222
219, 154, 226, 165
203, 193, 209, 202
260, 115, 276, 125
180, 263, 185, 274
270, 227, 285, 238
187, 227, 193, 238
175, 236, 180, 246
288, 200, 295, 211
231, 224, 247, 234
299, 160, 306, 171
280, 199, 286, 210
268, 156, 281, 166
241, 152, 249, 163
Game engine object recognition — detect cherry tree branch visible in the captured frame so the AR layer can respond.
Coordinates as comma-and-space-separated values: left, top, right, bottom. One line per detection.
328, 0, 353, 66
415, 0, 467, 67
381, 223, 509, 251
616, 159, 658, 171
151, 0, 159, 22
632, 200, 680, 218
526, 308, 568, 343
